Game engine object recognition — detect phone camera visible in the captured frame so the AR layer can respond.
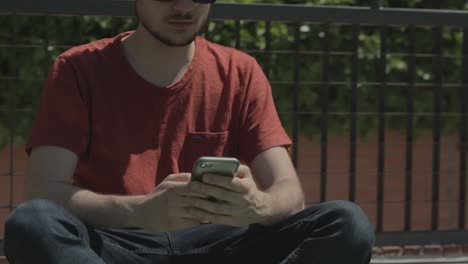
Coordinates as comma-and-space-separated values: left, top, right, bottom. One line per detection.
200, 163, 212, 168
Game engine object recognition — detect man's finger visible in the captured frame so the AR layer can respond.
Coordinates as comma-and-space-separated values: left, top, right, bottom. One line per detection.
188, 197, 235, 215
189, 181, 243, 204
235, 165, 252, 179
165, 173, 191, 182
200, 174, 245, 193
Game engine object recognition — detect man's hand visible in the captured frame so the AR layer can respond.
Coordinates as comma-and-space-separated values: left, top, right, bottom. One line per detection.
187, 165, 270, 227
132, 173, 210, 232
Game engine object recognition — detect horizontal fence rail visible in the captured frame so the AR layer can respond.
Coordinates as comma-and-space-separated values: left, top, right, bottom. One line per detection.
0, 1, 467, 247
0, 1, 467, 26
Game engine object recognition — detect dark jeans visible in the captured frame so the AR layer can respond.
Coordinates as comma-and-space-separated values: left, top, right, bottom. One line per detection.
4, 199, 374, 264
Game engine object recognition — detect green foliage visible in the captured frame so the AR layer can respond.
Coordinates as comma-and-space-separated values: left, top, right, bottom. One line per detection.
0, 0, 466, 149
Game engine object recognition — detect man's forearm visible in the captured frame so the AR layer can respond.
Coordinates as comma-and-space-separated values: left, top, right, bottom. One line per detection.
25, 181, 143, 229
261, 178, 305, 225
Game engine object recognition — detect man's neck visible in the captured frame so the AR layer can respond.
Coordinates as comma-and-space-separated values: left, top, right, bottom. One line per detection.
121, 27, 196, 87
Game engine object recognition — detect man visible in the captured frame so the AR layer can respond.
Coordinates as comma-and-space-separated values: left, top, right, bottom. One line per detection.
4, 0, 375, 263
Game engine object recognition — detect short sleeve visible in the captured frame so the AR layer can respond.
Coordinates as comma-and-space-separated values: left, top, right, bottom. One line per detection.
26, 56, 90, 156
238, 59, 292, 164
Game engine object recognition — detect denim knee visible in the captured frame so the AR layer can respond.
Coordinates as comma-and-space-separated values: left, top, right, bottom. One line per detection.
322, 200, 375, 253
4, 200, 103, 263
4, 200, 72, 248
6, 199, 64, 232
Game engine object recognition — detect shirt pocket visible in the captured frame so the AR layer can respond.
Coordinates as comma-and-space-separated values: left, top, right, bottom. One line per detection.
178, 131, 229, 173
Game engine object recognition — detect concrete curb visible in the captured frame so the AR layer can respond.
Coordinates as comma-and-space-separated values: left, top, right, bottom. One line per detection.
371, 256, 468, 264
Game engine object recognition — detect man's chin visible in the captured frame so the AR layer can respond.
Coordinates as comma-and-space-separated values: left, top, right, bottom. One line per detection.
149, 31, 197, 47
160, 37, 196, 47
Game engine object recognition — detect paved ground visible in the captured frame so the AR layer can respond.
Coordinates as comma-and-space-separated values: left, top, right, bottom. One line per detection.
372, 245, 468, 264
0, 256, 467, 264
1, 240, 468, 264
371, 258, 468, 263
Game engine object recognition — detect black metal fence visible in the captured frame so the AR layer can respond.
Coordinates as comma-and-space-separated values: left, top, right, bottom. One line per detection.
0, 0, 467, 246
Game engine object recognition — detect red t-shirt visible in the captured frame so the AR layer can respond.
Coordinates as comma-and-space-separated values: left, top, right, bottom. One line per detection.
27, 32, 292, 195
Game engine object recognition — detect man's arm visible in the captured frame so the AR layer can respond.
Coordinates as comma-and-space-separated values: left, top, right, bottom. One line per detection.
25, 146, 204, 232
25, 146, 142, 229
250, 146, 305, 224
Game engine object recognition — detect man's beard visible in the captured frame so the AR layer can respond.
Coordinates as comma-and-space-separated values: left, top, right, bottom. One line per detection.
137, 10, 210, 47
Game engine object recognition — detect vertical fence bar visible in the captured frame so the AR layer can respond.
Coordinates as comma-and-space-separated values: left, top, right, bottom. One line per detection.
405, 26, 416, 231
349, 24, 359, 202
235, 20, 241, 50
8, 14, 19, 213
372, 0, 384, 10
75, 15, 83, 53
432, 27, 443, 230
459, 28, 468, 229
320, 23, 330, 203
377, 26, 388, 232
111, 16, 118, 38
264, 21, 272, 80
43, 16, 52, 107
44, 15, 53, 77
8, 14, 20, 213
204, 20, 211, 40
292, 22, 301, 168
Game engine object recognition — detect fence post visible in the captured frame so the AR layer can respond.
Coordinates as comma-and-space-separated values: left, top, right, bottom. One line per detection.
372, 0, 383, 10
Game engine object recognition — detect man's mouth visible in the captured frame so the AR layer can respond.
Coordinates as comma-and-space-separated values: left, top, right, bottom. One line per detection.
168, 19, 195, 28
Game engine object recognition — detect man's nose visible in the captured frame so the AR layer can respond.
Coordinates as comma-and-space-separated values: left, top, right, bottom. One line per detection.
172, 0, 196, 15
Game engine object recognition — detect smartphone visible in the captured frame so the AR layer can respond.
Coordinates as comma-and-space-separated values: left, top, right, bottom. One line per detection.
191, 156, 240, 182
